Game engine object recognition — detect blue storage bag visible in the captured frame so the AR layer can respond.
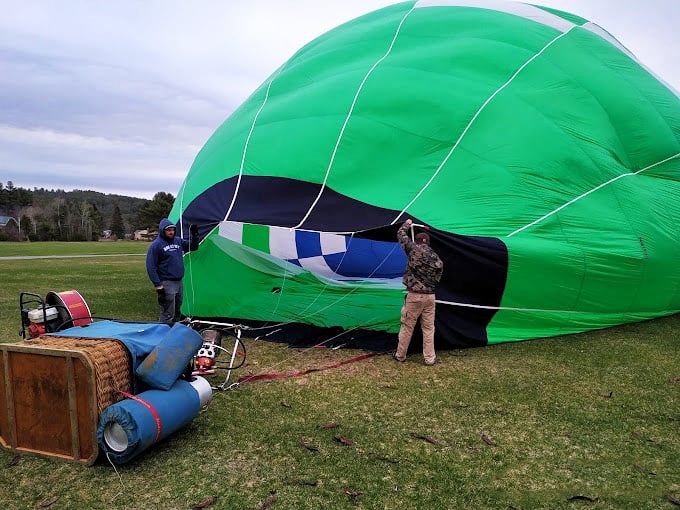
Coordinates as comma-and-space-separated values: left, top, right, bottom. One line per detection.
97, 377, 211, 464
135, 323, 203, 390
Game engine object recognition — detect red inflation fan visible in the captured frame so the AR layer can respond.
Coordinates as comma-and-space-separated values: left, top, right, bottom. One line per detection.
46, 290, 93, 328
20, 290, 94, 339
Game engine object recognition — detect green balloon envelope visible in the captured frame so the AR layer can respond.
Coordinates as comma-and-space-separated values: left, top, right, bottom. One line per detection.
170, 1, 680, 348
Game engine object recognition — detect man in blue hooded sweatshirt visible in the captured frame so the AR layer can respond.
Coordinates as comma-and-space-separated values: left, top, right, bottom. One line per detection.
146, 218, 199, 324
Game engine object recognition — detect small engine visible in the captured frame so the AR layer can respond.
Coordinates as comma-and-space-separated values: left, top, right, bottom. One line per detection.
20, 291, 93, 339
22, 305, 61, 338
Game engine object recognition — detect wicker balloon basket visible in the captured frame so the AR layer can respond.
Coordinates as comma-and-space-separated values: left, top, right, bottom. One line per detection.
0, 335, 132, 465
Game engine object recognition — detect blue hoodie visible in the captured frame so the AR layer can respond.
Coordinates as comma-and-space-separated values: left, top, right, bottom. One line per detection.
146, 218, 198, 287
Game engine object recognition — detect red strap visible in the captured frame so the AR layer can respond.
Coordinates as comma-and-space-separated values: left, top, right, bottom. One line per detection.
119, 391, 162, 442
237, 352, 381, 384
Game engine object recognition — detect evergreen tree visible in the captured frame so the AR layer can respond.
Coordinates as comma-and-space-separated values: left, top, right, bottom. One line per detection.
136, 192, 175, 230
90, 203, 103, 241
20, 215, 34, 241
110, 204, 125, 239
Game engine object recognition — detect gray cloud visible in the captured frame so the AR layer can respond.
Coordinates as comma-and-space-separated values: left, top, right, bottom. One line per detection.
0, 1, 677, 198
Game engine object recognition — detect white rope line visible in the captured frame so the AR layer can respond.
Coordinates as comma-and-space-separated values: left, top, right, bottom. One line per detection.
187, 248, 196, 315
176, 180, 186, 239
438, 298, 593, 314
294, 240, 403, 323
217, 69, 284, 319
196, 228, 361, 333
177, 180, 199, 315
216, 229, 357, 330
507, 152, 680, 237
265, 249, 293, 322
437, 298, 680, 316
211, 223, 404, 333
293, 5, 417, 230
106, 451, 126, 502
235, 230, 401, 331
278, 6, 416, 323
392, 26, 577, 224
196, 71, 285, 319
223, 72, 280, 222
274, 232, 359, 322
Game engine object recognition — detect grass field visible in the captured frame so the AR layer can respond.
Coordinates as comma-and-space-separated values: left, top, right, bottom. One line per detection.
0, 242, 679, 509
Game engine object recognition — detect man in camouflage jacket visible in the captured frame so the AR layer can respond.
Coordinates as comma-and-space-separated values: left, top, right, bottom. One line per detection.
394, 219, 444, 365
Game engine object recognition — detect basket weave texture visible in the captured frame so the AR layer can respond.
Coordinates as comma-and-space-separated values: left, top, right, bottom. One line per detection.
25, 336, 132, 416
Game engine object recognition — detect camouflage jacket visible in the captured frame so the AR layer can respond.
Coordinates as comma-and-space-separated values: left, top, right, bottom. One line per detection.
397, 222, 444, 294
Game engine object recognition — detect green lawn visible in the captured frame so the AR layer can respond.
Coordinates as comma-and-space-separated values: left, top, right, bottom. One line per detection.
0, 240, 149, 257
0, 242, 679, 509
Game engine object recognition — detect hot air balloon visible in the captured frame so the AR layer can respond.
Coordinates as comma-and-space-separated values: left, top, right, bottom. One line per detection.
170, 0, 680, 348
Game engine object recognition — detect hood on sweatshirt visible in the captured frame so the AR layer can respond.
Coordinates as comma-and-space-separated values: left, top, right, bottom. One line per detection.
159, 218, 176, 240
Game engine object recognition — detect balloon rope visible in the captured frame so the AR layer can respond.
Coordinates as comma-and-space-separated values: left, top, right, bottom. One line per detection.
438, 298, 596, 314
105, 451, 126, 502
264, 230, 401, 328
392, 26, 577, 224
215, 68, 285, 321
218, 228, 355, 329
197, 221, 391, 330
293, 5, 418, 230
175, 179, 197, 315
437, 298, 679, 315
507, 152, 680, 237
270, 233, 359, 322
263, 241, 295, 323
222, 321, 381, 391
202, 223, 403, 333
223, 68, 283, 222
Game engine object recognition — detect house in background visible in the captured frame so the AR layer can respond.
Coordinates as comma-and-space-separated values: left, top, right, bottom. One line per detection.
0, 215, 21, 240
134, 229, 156, 241
0, 216, 18, 229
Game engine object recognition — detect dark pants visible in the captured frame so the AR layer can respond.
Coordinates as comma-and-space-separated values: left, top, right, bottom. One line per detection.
159, 279, 183, 324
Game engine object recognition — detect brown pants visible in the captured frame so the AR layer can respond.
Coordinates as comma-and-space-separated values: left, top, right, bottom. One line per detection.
396, 292, 436, 364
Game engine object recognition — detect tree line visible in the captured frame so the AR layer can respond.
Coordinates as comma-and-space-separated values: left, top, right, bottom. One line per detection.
0, 181, 175, 242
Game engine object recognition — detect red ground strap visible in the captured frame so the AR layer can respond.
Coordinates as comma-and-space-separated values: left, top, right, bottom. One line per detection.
119, 391, 162, 442
237, 352, 382, 384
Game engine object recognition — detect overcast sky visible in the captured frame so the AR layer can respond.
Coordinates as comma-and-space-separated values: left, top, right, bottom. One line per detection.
1, 1, 678, 199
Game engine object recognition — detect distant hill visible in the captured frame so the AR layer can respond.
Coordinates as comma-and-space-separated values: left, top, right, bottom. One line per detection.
0, 182, 171, 241
31, 187, 150, 225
